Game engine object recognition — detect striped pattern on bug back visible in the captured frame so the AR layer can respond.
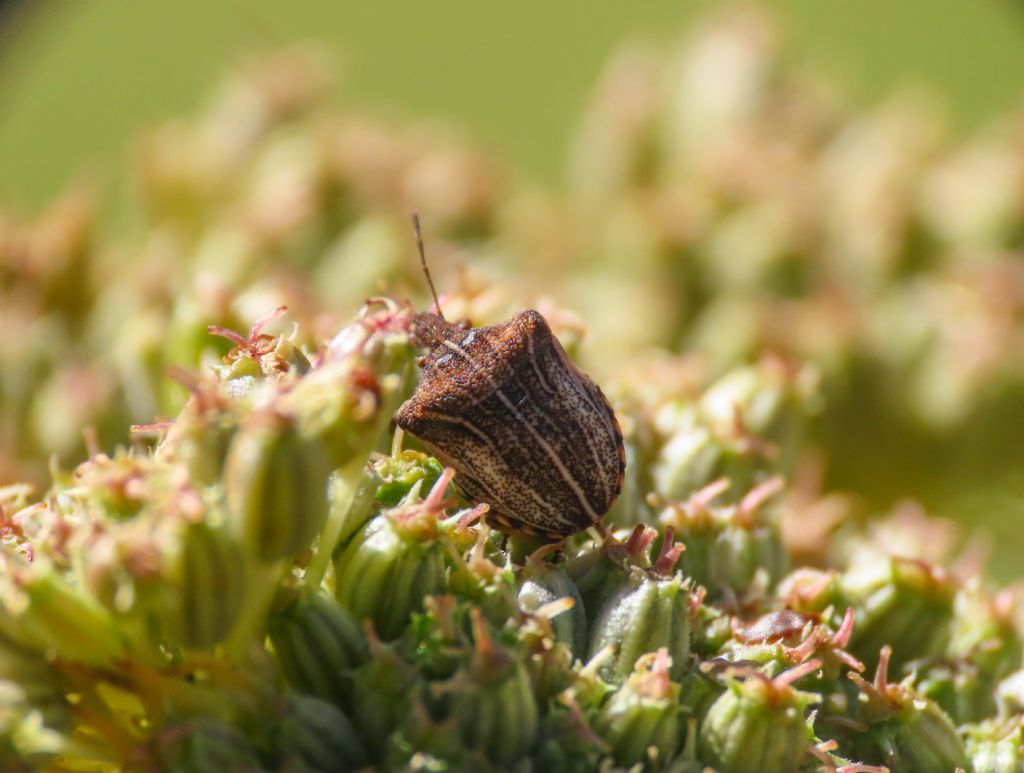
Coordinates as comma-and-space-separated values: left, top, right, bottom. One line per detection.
395, 309, 625, 538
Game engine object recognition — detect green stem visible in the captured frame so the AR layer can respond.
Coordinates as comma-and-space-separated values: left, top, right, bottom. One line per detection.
224, 559, 283, 661
305, 459, 372, 590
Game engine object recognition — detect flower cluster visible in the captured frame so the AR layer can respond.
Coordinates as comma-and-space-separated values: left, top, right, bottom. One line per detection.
0, 302, 1018, 772
1, 4, 1024, 771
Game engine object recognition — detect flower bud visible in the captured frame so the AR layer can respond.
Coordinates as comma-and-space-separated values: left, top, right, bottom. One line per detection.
350, 624, 421, 754
699, 660, 821, 773
154, 380, 238, 486
163, 518, 246, 649
586, 532, 692, 685
966, 717, 1024, 773
847, 646, 969, 772
841, 557, 956, 673
271, 694, 368, 772
656, 477, 787, 602
518, 547, 588, 659
334, 472, 450, 641
284, 300, 416, 470
448, 610, 538, 766
224, 409, 331, 562
596, 648, 682, 768
268, 590, 368, 708
136, 719, 263, 772
0, 558, 125, 667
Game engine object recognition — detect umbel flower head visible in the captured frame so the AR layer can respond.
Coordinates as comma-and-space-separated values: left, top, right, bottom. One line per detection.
1, 5, 1024, 770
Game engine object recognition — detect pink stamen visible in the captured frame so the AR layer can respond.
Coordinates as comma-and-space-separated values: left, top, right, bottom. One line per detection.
774, 658, 822, 689
832, 607, 856, 648
248, 306, 288, 342
738, 476, 785, 522
654, 526, 685, 574
455, 503, 488, 530
206, 324, 248, 348
624, 523, 648, 554
874, 646, 892, 693
689, 477, 731, 512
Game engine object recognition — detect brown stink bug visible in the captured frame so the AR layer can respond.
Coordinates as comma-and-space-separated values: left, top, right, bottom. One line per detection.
394, 215, 625, 541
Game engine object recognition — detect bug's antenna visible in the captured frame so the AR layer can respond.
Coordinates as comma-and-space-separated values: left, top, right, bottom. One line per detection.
412, 213, 446, 322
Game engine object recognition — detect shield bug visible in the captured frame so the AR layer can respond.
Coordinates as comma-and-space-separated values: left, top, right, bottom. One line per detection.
394, 215, 625, 541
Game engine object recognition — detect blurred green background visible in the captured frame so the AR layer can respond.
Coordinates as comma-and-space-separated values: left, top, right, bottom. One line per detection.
1, 0, 1023, 209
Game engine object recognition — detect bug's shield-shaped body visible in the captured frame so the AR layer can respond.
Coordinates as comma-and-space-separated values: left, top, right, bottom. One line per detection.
395, 309, 625, 540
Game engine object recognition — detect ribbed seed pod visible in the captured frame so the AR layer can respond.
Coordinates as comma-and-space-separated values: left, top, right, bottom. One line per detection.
271, 694, 368, 772
165, 520, 246, 649
224, 409, 331, 562
652, 363, 814, 504
350, 626, 421, 755
449, 611, 539, 766
140, 719, 264, 773
334, 474, 450, 641
848, 646, 969, 772
268, 591, 368, 708
842, 557, 956, 673
518, 549, 588, 658
909, 657, 995, 725
699, 660, 821, 773
586, 533, 691, 685
656, 477, 787, 602
596, 649, 682, 768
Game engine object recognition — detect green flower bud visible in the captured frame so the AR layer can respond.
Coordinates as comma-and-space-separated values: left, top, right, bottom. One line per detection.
518, 546, 588, 658
350, 624, 421, 755
699, 660, 821, 773
656, 477, 787, 602
155, 381, 238, 487
596, 648, 682, 768
284, 300, 416, 470
208, 306, 310, 396
842, 557, 956, 673
448, 610, 538, 766
271, 694, 368, 772
374, 448, 445, 508
334, 472, 450, 641
652, 362, 816, 503
966, 717, 1024, 773
586, 530, 692, 685
848, 646, 969, 772
0, 558, 124, 667
268, 590, 368, 708
135, 718, 265, 772
163, 518, 246, 649
948, 582, 1022, 691
224, 409, 331, 562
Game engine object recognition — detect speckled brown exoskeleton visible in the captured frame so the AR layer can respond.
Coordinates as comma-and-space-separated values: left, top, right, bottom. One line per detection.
394, 215, 625, 541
